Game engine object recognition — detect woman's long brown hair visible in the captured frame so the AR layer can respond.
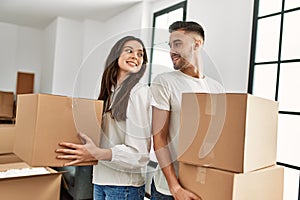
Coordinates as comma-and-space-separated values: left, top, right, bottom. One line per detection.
98, 36, 148, 121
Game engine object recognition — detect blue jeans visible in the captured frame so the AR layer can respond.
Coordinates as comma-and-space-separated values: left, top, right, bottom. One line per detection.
150, 180, 174, 200
93, 184, 145, 200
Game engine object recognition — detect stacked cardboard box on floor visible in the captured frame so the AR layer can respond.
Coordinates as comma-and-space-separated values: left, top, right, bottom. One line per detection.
178, 93, 284, 200
0, 162, 62, 200
0, 91, 14, 118
0, 125, 61, 200
13, 93, 103, 167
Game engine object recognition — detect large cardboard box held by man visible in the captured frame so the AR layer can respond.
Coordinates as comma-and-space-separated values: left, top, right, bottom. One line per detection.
0, 162, 62, 200
14, 94, 103, 167
179, 162, 284, 200
0, 125, 15, 154
178, 93, 278, 173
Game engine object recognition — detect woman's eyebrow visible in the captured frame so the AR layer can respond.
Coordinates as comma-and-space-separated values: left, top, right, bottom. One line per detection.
123, 46, 133, 49
123, 45, 143, 51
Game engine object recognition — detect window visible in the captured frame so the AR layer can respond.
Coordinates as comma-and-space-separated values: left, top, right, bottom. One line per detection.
248, 1, 300, 199
148, 1, 187, 83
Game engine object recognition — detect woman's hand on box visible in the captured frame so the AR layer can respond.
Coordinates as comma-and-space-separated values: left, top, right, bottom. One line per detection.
56, 133, 112, 166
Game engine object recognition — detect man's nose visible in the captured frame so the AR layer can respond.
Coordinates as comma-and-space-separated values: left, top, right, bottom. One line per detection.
169, 46, 176, 54
170, 48, 178, 55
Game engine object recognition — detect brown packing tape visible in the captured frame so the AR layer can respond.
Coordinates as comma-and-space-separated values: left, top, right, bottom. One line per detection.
199, 94, 226, 159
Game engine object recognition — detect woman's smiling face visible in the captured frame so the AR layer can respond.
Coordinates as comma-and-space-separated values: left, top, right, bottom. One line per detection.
118, 40, 144, 77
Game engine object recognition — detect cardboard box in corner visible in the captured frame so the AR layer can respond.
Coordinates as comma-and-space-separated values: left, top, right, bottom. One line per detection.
178, 93, 278, 173
13, 94, 103, 167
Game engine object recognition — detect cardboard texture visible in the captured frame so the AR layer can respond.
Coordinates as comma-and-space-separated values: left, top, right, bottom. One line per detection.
0, 91, 14, 118
0, 125, 15, 154
178, 93, 278, 173
0, 162, 62, 200
179, 162, 284, 200
14, 93, 103, 167
0, 153, 22, 164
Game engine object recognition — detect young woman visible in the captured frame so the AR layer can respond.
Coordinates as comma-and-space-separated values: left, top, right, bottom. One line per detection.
56, 36, 151, 200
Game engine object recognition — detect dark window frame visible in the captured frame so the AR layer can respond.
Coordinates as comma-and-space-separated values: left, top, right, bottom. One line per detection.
248, 0, 300, 198
148, 1, 187, 84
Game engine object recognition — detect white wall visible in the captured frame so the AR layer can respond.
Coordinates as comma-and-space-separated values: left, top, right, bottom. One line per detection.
0, 22, 43, 95
187, 0, 254, 92
0, 22, 18, 93
16, 26, 43, 93
100, 1, 168, 84
51, 17, 83, 96
40, 19, 57, 94
75, 2, 148, 99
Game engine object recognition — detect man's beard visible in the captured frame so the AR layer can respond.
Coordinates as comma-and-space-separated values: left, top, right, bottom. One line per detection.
173, 63, 181, 70
171, 53, 187, 70
173, 57, 189, 70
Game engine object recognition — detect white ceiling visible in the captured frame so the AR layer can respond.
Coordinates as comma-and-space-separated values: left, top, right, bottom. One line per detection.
0, 0, 150, 29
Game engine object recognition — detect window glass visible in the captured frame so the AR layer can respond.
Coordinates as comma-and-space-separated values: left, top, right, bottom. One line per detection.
277, 114, 300, 167
168, 8, 184, 23
155, 14, 168, 28
277, 62, 300, 111
153, 28, 169, 48
151, 4, 185, 82
252, 64, 277, 100
281, 10, 300, 60
251, 1, 300, 199
150, 47, 173, 82
255, 16, 281, 62
258, 0, 282, 16
282, 167, 300, 200
285, 0, 300, 10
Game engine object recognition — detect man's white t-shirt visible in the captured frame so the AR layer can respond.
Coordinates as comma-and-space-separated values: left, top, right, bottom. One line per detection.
150, 70, 224, 195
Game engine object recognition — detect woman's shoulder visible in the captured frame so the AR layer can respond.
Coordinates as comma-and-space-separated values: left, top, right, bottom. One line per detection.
130, 81, 150, 95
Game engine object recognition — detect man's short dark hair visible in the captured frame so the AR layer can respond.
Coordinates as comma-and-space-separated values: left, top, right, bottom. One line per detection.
169, 21, 205, 41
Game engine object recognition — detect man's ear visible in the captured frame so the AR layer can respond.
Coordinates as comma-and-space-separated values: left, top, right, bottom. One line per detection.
194, 39, 203, 50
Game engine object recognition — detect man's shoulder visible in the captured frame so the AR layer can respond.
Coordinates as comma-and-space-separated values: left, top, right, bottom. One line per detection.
152, 71, 179, 82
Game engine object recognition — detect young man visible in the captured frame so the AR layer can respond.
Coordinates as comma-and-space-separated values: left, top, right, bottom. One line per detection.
150, 21, 224, 200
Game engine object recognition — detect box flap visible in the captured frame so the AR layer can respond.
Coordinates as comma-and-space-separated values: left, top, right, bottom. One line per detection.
14, 94, 38, 164
0, 162, 61, 180
244, 95, 278, 171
